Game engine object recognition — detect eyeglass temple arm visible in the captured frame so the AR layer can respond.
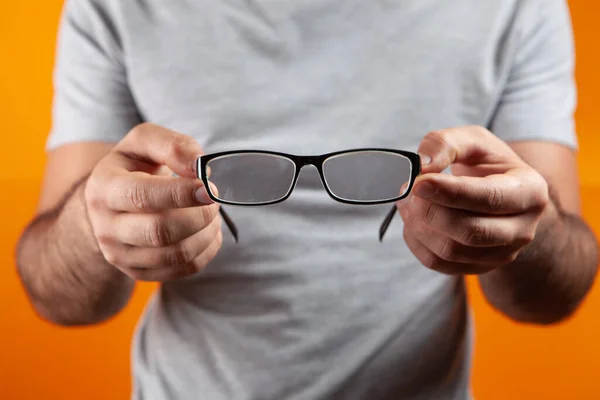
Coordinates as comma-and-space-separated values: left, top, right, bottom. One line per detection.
221, 201, 400, 243
379, 204, 398, 242
224, 205, 395, 243
219, 207, 239, 243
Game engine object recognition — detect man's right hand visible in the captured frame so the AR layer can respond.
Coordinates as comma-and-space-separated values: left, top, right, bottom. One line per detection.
84, 123, 223, 282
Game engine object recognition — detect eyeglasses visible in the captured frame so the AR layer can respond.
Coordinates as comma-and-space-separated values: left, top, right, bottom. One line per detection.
196, 148, 421, 242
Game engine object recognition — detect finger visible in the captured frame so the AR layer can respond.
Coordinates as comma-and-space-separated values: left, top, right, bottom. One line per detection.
126, 214, 222, 268
104, 215, 222, 269
398, 180, 410, 198
189, 228, 223, 271
412, 171, 549, 214
157, 165, 175, 176
403, 229, 492, 275
124, 232, 223, 281
399, 196, 537, 247
410, 220, 522, 265
417, 126, 522, 175
105, 173, 215, 212
126, 265, 192, 282
112, 203, 220, 247
114, 123, 204, 178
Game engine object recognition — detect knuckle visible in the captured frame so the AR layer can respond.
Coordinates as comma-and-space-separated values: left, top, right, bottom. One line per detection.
129, 122, 152, 139
86, 193, 104, 211
534, 193, 549, 212
209, 238, 223, 260
169, 185, 189, 209
437, 238, 459, 261
103, 250, 122, 268
471, 125, 489, 136
191, 257, 210, 272
84, 180, 104, 210
126, 183, 151, 212
428, 129, 447, 141
175, 263, 195, 277
502, 251, 521, 264
526, 231, 536, 244
422, 201, 438, 223
95, 230, 113, 246
426, 130, 449, 148
186, 261, 203, 275
461, 219, 492, 245
427, 129, 457, 149
146, 217, 174, 247
215, 229, 224, 248
521, 172, 550, 212
167, 134, 195, 161
533, 180, 550, 210
163, 243, 194, 266
518, 230, 536, 246
447, 183, 462, 205
487, 185, 504, 211
200, 204, 218, 225
424, 129, 459, 165
422, 252, 442, 270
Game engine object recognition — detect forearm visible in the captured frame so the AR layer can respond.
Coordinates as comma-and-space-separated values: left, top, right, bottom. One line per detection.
479, 195, 599, 325
16, 177, 134, 326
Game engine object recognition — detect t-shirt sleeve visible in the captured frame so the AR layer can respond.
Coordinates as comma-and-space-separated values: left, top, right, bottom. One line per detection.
490, 0, 578, 149
46, 0, 141, 151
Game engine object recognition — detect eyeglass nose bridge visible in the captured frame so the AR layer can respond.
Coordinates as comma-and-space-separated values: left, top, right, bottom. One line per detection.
294, 155, 326, 169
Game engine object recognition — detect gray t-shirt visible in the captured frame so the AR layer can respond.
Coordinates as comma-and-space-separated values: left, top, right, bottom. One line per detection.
48, 1, 577, 399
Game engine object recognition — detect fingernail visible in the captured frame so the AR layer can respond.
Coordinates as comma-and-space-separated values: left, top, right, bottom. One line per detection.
415, 182, 436, 199
194, 187, 213, 204
208, 181, 219, 198
419, 154, 432, 166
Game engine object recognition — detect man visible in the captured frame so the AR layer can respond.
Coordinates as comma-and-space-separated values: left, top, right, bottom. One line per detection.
16, 0, 598, 399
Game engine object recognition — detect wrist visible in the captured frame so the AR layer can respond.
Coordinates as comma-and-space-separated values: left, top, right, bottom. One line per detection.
55, 177, 105, 263
536, 191, 570, 253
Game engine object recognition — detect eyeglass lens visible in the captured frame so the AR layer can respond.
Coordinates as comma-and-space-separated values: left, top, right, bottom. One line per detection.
205, 151, 412, 204
322, 151, 412, 202
206, 153, 296, 204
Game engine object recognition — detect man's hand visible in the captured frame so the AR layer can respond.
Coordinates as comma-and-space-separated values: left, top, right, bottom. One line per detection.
399, 126, 550, 275
85, 123, 223, 282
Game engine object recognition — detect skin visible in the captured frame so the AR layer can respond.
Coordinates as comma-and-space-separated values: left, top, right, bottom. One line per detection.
16, 123, 222, 325
16, 123, 598, 326
398, 126, 598, 324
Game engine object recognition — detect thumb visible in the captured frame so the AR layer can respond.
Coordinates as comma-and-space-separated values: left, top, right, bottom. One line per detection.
116, 123, 204, 178
417, 126, 520, 174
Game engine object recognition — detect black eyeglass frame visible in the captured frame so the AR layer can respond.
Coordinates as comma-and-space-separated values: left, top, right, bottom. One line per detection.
197, 148, 421, 242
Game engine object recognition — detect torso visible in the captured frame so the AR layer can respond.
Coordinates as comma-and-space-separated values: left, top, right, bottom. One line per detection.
104, 1, 529, 398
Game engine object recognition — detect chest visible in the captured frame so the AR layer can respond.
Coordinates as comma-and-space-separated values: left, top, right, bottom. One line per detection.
120, 0, 518, 152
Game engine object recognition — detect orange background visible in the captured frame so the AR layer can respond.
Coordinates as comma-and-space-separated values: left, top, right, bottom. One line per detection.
1, 1, 599, 399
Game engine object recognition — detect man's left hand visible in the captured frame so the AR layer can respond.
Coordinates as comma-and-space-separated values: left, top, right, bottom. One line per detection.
399, 126, 551, 275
